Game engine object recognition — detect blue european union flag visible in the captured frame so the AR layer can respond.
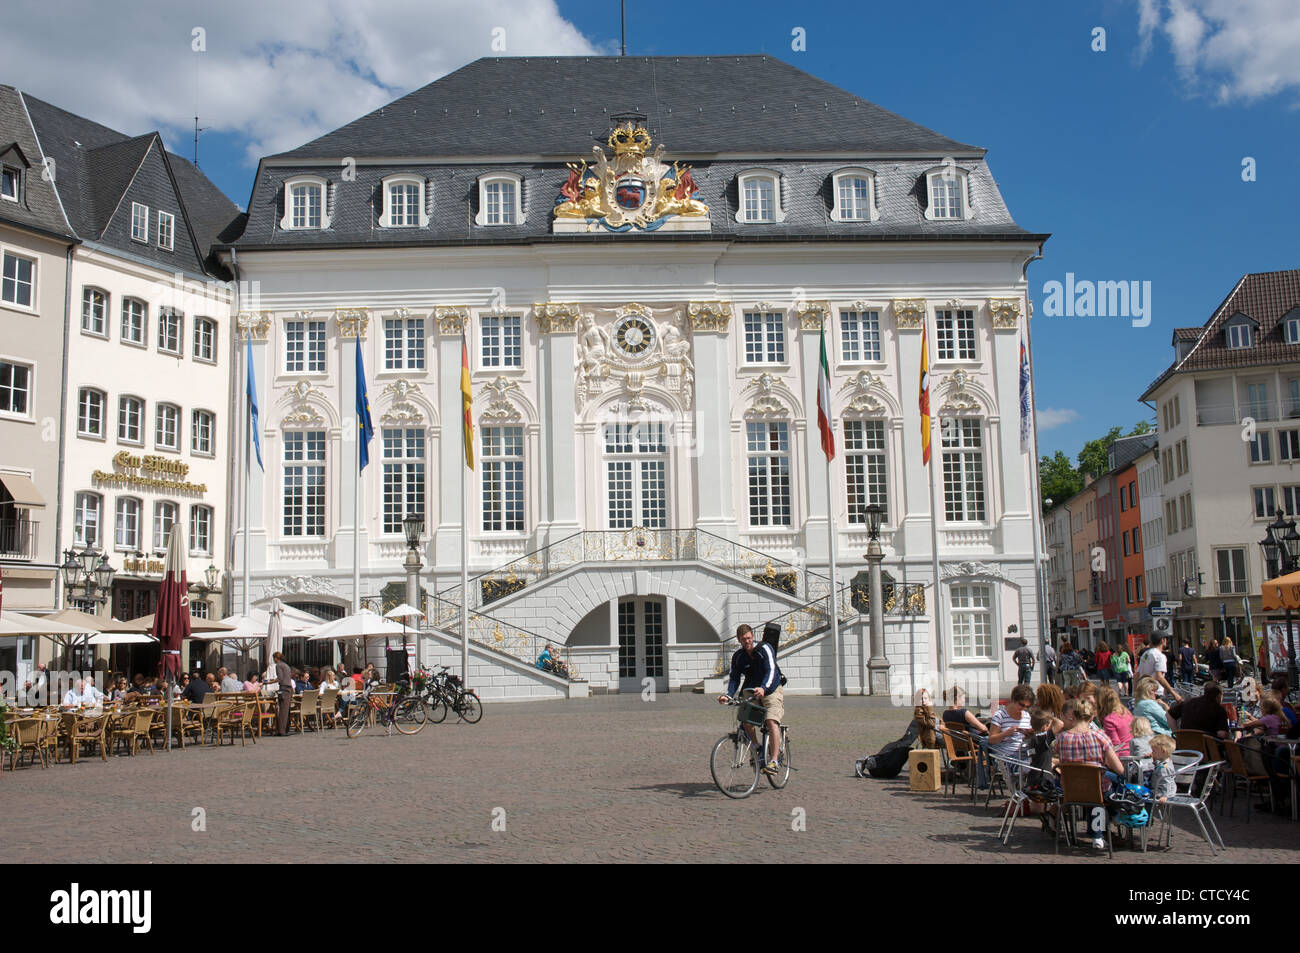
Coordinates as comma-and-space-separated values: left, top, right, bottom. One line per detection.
246, 336, 263, 471
356, 337, 374, 471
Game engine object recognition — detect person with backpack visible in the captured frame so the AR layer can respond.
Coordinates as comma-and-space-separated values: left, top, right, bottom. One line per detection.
1220, 637, 1239, 686
718, 623, 785, 775
1058, 641, 1084, 689
1111, 644, 1132, 695
1012, 639, 1035, 685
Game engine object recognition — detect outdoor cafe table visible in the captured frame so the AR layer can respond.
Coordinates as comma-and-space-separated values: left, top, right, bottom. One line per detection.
1262, 736, 1300, 820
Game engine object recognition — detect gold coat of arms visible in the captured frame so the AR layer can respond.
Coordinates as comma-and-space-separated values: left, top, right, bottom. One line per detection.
552, 117, 709, 233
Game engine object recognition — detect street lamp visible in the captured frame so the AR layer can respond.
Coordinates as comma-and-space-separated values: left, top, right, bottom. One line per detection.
403, 513, 426, 663
1259, 509, 1300, 689
61, 546, 114, 608
863, 503, 889, 696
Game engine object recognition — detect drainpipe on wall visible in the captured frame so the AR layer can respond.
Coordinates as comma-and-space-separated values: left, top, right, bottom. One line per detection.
51, 241, 75, 622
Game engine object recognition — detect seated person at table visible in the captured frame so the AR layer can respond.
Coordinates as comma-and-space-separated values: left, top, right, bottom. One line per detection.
130, 673, 146, 693
293, 669, 312, 692
319, 669, 340, 692
988, 684, 1035, 761
1097, 686, 1133, 755
219, 667, 243, 692
61, 679, 86, 708
82, 676, 104, 706
1168, 681, 1230, 739
181, 672, 213, 703
941, 685, 989, 736
1035, 684, 1066, 733
109, 676, 130, 702
1129, 716, 1156, 779
1239, 694, 1288, 737
243, 672, 261, 692
350, 667, 366, 689
1270, 677, 1297, 727
1148, 735, 1178, 803
1133, 677, 1173, 736
1023, 707, 1061, 802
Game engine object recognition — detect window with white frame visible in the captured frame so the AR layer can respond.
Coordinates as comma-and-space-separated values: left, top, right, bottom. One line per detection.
1286, 316, 1300, 346
925, 167, 970, 220
114, 497, 140, 551
0, 360, 31, 416
476, 174, 521, 226
942, 418, 986, 522
382, 428, 425, 535
481, 426, 524, 532
118, 396, 143, 444
1253, 486, 1276, 519
158, 309, 183, 355
839, 309, 881, 363
2, 251, 34, 307
1225, 323, 1253, 349
156, 210, 174, 250
283, 430, 326, 537
192, 409, 214, 455
950, 584, 993, 659
0, 166, 17, 201
382, 315, 425, 371
74, 492, 101, 547
743, 311, 785, 364
1244, 381, 1273, 421
480, 314, 522, 369
121, 298, 146, 345
380, 176, 427, 228
285, 319, 326, 373
190, 601, 210, 620
193, 318, 216, 363
1289, 378, 1300, 417
746, 421, 792, 526
831, 170, 877, 222
935, 308, 977, 360
1215, 547, 1247, 595
81, 288, 107, 336
152, 500, 178, 551
155, 403, 180, 450
131, 202, 149, 242
604, 419, 668, 530
190, 504, 212, 555
77, 388, 105, 437
844, 419, 888, 524
1284, 484, 1300, 517
1248, 430, 1271, 464
282, 178, 329, 230
1279, 429, 1300, 461
736, 171, 783, 224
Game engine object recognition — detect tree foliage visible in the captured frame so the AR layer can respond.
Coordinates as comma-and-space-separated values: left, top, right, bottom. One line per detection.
1039, 421, 1154, 512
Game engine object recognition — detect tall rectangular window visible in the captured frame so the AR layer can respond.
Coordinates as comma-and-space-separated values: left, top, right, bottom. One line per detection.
746, 421, 791, 526
2, 252, 34, 307
192, 410, 214, 455
388, 183, 420, 227
74, 492, 101, 547
942, 418, 986, 521
81, 288, 107, 336
383, 316, 425, 371
1254, 486, 1277, 519
1249, 430, 1272, 463
285, 320, 326, 373
483, 180, 516, 225
844, 419, 887, 524
118, 396, 143, 444
604, 420, 667, 529
190, 505, 212, 555
382, 428, 425, 534
1282, 485, 1300, 517
481, 426, 524, 532
1215, 548, 1247, 595
935, 309, 976, 360
153, 500, 178, 551
839, 310, 881, 362
121, 298, 146, 345
131, 202, 149, 242
155, 404, 179, 450
78, 388, 105, 437
193, 318, 216, 362
743, 311, 785, 364
290, 185, 322, 229
114, 497, 140, 551
158, 309, 183, 355
283, 431, 326, 537
0, 360, 31, 415
929, 176, 963, 220
950, 584, 993, 658
481, 315, 522, 368
837, 176, 871, 220
1279, 429, 1300, 461
157, 211, 174, 250
742, 176, 775, 222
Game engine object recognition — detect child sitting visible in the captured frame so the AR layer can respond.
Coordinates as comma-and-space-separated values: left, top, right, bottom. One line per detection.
1148, 735, 1178, 803
1129, 716, 1155, 782
1023, 707, 1062, 822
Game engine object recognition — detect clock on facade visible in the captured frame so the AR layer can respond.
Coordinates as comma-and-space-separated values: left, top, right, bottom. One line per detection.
612, 314, 656, 358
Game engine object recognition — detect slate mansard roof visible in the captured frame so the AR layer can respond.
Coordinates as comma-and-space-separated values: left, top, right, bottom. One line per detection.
1140, 269, 1300, 400
234, 55, 1045, 251
8, 91, 241, 278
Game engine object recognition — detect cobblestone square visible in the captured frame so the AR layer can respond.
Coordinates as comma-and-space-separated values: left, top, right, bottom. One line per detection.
2, 693, 1296, 864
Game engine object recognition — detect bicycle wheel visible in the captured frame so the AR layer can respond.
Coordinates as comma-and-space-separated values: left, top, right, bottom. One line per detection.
393, 697, 426, 735
710, 732, 759, 799
345, 703, 368, 738
457, 691, 483, 724
424, 690, 448, 724
766, 728, 791, 789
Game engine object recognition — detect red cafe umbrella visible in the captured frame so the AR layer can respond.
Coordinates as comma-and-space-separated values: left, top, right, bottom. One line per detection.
154, 525, 191, 750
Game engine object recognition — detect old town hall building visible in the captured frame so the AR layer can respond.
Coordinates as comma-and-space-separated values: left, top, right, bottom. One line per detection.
223, 55, 1049, 699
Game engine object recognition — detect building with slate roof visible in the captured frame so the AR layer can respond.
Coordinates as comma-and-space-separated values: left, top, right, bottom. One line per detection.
0, 86, 240, 681
1139, 269, 1300, 654
223, 55, 1049, 700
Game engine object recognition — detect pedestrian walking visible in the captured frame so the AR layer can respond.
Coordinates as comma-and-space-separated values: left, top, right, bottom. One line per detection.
1042, 642, 1058, 685
1012, 639, 1035, 685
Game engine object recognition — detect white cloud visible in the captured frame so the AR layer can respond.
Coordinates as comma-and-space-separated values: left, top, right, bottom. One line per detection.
1036, 408, 1081, 431
3, 0, 600, 162
1135, 0, 1300, 101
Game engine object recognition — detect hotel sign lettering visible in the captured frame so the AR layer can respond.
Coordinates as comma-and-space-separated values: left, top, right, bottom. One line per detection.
92, 452, 208, 494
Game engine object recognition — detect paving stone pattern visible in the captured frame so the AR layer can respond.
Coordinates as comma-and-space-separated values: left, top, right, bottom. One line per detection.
2, 694, 1296, 863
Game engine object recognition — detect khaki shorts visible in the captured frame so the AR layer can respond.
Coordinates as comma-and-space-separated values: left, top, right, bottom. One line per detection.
759, 686, 784, 726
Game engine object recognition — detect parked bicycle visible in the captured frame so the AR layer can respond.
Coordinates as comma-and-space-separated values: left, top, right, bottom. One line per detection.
423, 666, 483, 724
709, 692, 790, 798
344, 679, 427, 737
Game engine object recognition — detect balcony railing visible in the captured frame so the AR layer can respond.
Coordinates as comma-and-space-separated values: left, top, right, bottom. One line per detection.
0, 518, 37, 560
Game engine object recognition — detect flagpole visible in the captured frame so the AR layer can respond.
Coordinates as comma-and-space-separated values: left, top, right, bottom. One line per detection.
460, 330, 470, 688
825, 456, 840, 698
353, 375, 361, 618
817, 317, 841, 699
928, 415, 945, 693
1022, 321, 1048, 683
243, 337, 251, 617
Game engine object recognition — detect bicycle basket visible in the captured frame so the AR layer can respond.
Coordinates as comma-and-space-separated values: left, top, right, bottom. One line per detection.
738, 699, 767, 728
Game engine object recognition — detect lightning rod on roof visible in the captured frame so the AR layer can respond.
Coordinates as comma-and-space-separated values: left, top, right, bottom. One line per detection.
621, 0, 626, 56
193, 116, 207, 169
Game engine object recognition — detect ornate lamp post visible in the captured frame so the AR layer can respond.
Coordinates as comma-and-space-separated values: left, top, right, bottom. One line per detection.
59, 546, 116, 670
403, 512, 425, 661
1260, 509, 1300, 688
863, 503, 890, 695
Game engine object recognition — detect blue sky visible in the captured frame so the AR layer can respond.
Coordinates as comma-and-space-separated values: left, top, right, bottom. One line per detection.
10, 0, 1294, 466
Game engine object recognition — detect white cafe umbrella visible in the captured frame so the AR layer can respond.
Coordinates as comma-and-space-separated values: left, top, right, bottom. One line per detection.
384, 603, 424, 666
305, 608, 410, 673
86, 631, 158, 645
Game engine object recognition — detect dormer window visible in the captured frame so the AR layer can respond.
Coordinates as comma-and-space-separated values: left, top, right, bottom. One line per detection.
380, 175, 429, 228
1283, 309, 1300, 345
736, 171, 784, 224
924, 167, 973, 221
1, 167, 17, 201
131, 202, 149, 242
281, 176, 331, 230
156, 211, 174, 250
476, 173, 522, 226
1226, 324, 1252, 349
830, 169, 879, 222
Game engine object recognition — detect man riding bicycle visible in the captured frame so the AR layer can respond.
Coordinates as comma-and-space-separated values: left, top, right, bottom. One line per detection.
717, 623, 785, 775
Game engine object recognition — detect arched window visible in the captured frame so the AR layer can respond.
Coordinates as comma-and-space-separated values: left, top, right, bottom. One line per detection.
153, 500, 178, 551
924, 166, 974, 221
830, 169, 878, 222
114, 497, 141, 551
476, 173, 523, 226
81, 287, 108, 336
74, 492, 102, 547
77, 388, 105, 438
735, 170, 784, 224
281, 176, 331, 230
379, 175, 429, 228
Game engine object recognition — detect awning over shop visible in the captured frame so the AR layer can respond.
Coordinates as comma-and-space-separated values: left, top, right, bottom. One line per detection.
1262, 570, 1300, 612
0, 473, 45, 508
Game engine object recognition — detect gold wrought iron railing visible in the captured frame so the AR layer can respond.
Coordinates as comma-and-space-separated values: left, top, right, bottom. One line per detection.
436, 527, 837, 615
424, 595, 576, 679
